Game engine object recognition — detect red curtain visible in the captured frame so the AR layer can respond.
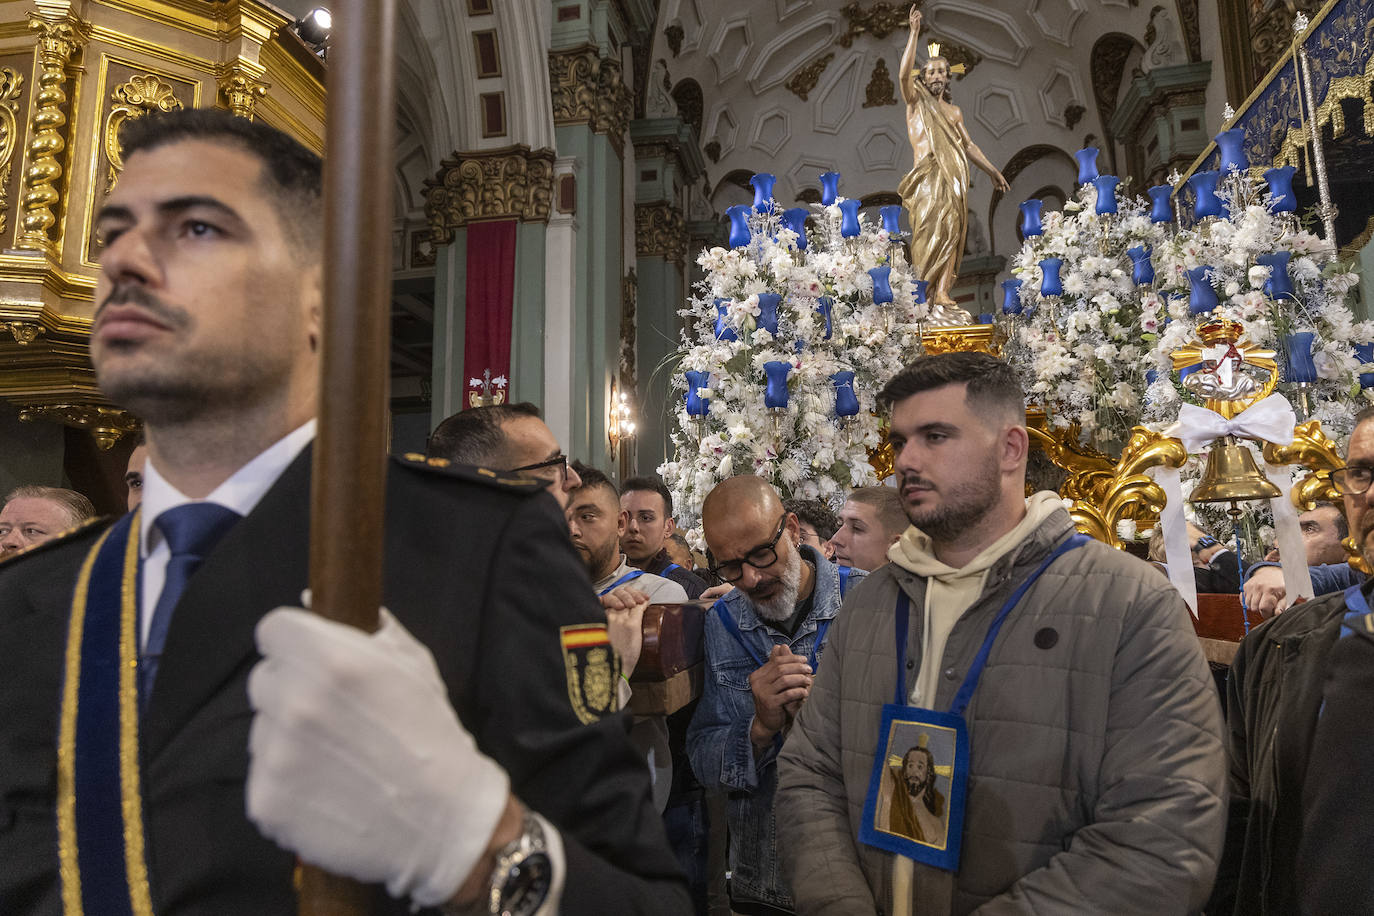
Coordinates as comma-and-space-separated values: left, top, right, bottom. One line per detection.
462, 219, 517, 406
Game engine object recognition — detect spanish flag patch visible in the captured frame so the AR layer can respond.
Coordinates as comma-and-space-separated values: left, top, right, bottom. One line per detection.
560, 623, 620, 724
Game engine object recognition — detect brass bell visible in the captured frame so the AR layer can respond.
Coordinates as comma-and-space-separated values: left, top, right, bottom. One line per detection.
1190, 436, 1281, 506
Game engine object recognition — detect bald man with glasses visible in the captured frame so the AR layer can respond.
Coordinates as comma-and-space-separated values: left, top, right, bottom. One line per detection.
687, 476, 862, 915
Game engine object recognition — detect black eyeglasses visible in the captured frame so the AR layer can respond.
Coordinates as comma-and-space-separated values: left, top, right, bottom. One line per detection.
709, 513, 789, 583
510, 453, 569, 483
1331, 466, 1374, 496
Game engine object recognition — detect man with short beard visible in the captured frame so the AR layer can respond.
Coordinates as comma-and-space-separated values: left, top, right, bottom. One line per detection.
777, 352, 1225, 916
1210, 404, 1374, 916
688, 476, 863, 916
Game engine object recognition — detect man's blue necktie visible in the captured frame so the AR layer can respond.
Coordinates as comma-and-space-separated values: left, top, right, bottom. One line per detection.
141, 503, 242, 707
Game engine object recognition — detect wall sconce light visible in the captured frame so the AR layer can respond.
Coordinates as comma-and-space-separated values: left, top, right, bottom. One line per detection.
609, 381, 636, 458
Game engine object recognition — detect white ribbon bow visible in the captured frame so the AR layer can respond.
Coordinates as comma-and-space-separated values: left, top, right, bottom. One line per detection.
1150, 394, 1313, 616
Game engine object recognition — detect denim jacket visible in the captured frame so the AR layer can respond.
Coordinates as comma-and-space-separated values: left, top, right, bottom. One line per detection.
686, 546, 862, 909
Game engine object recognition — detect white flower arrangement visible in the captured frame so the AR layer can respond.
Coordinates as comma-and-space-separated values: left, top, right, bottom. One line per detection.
659, 195, 933, 546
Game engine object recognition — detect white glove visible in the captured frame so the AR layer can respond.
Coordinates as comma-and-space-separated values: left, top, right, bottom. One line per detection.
246, 606, 510, 907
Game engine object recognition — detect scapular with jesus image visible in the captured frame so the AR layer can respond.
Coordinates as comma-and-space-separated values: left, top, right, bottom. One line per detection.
887, 739, 947, 845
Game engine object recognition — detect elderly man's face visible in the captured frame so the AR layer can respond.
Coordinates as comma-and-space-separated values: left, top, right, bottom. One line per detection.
0, 497, 76, 556
1343, 421, 1374, 567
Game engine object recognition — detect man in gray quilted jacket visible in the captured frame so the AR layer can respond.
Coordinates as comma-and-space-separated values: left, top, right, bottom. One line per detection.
776, 352, 1227, 915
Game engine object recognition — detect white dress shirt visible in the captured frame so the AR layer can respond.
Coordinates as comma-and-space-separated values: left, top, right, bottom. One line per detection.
137, 420, 316, 649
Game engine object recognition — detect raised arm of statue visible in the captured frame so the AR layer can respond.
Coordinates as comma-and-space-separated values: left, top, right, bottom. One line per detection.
900, 7, 922, 107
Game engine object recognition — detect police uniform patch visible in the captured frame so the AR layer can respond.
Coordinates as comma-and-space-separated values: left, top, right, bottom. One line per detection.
560, 624, 620, 724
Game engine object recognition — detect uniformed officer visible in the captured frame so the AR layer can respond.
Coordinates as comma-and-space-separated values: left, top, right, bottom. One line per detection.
0, 108, 687, 915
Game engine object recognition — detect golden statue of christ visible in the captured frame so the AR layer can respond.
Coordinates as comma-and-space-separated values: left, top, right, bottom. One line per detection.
899, 6, 1009, 315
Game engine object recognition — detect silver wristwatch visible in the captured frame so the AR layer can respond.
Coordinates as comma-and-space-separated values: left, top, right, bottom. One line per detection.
485, 809, 553, 916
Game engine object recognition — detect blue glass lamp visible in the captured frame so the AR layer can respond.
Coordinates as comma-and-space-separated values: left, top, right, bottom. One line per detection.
1039, 258, 1064, 297
756, 292, 782, 336
1074, 147, 1100, 185
819, 171, 841, 207
750, 173, 776, 212
763, 361, 792, 409
726, 205, 751, 248
831, 371, 859, 417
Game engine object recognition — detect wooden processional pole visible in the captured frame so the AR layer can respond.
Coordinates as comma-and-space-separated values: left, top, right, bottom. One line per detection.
299, 0, 397, 911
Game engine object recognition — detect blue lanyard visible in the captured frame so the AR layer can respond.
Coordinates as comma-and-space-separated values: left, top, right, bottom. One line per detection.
713, 601, 832, 672
663, 563, 682, 575
598, 568, 645, 596
893, 534, 1088, 713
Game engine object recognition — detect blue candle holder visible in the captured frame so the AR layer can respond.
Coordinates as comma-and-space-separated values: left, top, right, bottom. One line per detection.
1075, 147, 1100, 185
1189, 170, 1225, 220
819, 171, 841, 207
879, 205, 903, 235
831, 370, 859, 417
1284, 332, 1318, 384
1019, 199, 1044, 237
1264, 165, 1298, 213
1355, 342, 1374, 389
816, 296, 834, 340
756, 292, 782, 336
685, 370, 711, 416
976, 313, 995, 325
713, 298, 738, 341
750, 173, 776, 212
912, 279, 929, 305
1092, 175, 1120, 215
1127, 246, 1154, 286
1147, 185, 1174, 223
780, 207, 809, 251
869, 266, 893, 304
726, 204, 752, 248
1001, 277, 1023, 314
763, 361, 792, 409
1039, 257, 1064, 297
1215, 128, 1249, 173
838, 199, 862, 238
1256, 251, 1294, 300
1186, 266, 1218, 314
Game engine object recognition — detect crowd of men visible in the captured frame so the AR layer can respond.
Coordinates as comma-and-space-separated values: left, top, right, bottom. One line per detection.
1, 108, 1372, 916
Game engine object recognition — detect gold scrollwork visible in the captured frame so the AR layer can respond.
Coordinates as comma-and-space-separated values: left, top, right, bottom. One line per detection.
18, 403, 140, 449
785, 53, 834, 101
0, 66, 24, 237
218, 69, 269, 120
423, 145, 555, 245
1274, 55, 1374, 172
919, 324, 1000, 356
837, 1, 911, 48
4, 320, 43, 344
104, 74, 184, 193
17, 13, 86, 253
549, 47, 630, 150
634, 202, 687, 266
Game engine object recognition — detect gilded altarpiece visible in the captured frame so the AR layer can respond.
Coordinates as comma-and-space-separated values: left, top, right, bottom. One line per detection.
0, 1, 323, 448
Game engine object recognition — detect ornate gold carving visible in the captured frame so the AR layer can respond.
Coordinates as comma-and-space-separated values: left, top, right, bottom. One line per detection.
838, 1, 911, 48
785, 53, 833, 101
863, 58, 897, 108
1068, 427, 1187, 546
1261, 419, 1343, 510
18, 403, 140, 449
0, 67, 25, 237
549, 47, 631, 149
218, 69, 269, 120
17, 12, 86, 253
4, 320, 44, 344
423, 145, 555, 245
104, 74, 184, 193
634, 202, 687, 266
919, 324, 1000, 356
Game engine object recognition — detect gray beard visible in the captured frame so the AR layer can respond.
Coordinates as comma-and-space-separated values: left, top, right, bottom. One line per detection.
752, 547, 802, 622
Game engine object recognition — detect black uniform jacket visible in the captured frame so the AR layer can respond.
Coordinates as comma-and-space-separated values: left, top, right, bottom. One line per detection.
0, 448, 690, 914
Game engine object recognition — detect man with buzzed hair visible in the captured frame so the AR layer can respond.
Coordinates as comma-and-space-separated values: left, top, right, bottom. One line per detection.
427, 402, 583, 510
827, 486, 907, 574
0, 486, 97, 557
688, 475, 862, 915
778, 352, 1224, 915
621, 475, 708, 599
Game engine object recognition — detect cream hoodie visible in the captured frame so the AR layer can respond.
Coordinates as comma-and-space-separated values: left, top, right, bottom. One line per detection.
884, 490, 1065, 916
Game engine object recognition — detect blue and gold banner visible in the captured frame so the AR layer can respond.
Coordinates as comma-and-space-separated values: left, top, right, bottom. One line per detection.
57, 509, 155, 916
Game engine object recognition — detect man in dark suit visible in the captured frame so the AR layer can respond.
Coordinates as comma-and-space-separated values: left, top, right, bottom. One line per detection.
0, 108, 687, 915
